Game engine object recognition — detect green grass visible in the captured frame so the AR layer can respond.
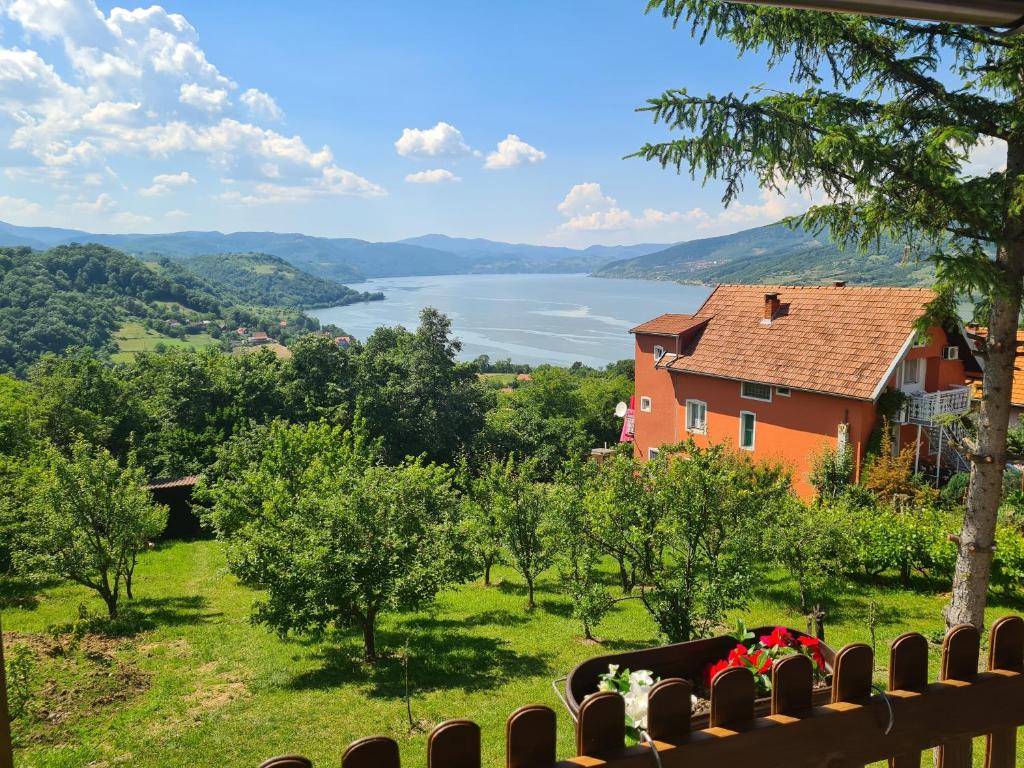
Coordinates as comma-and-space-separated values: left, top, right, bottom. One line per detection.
478, 373, 517, 385
4, 540, 1023, 768
112, 322, 219, 362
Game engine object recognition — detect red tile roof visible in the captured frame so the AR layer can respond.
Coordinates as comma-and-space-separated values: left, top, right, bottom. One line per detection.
968, 327, 1024, 407
146, 475, 199, 490
630, 313, 706, 336
646, 284, 935, 401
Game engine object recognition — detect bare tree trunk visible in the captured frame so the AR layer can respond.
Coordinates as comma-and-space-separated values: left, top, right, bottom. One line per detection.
947, 139, 1024, 630
362, 615, 377, 662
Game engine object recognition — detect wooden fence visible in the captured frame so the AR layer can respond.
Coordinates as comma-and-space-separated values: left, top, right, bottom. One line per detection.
260, 616, 1024, 768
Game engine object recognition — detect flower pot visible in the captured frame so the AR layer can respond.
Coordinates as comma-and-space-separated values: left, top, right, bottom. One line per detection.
563, 626, 836, 729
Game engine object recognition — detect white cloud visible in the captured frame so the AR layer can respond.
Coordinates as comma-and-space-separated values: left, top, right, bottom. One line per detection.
111, 210, 151, 227
405, 168, 461, 184
395, 121, 474, 158
961, 137, 1007, 177
0, 0, 383, 207
165, 208, 188, 219
484, 133, 545, 169
240, 88, 282, 121
0, 194, 43, 221
71, 191, 116, 213
555, 181, 807, 239
179, 82, 229, 112
139, 170, 196, 196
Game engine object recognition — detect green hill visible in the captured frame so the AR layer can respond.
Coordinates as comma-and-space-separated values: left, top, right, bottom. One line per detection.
0, 244, 227, 374
177, 252, 383, 308
593, 222, 935, 287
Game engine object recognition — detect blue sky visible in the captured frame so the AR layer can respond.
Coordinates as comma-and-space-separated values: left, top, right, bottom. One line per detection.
0, 0, 814, 245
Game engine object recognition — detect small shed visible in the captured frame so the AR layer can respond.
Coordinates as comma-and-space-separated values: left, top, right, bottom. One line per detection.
146, 475, 204, 540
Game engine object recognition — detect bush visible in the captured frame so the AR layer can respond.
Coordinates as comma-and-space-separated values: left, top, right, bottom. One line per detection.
809, 444, 855, 502
850, 503, 955, 584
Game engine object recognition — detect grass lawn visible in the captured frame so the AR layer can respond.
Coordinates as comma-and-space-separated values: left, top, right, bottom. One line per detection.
4, 540, 1024, 768
112, 322, 220, 363
478, 373, 517, 385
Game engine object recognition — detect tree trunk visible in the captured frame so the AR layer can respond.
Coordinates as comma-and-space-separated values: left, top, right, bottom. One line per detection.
125, 559, 135, 601
483, 559, 492, 587
103, 591, 119, 620
617, 558, 632, 594
362, 616, 377, 662
947, 139, 1024, 630
526, 576, 535, 610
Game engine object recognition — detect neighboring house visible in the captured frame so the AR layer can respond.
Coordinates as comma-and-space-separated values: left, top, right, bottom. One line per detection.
630, 283, 979, 498
249, 331, 271, 345
966, 327, 1024, 426
335, 335, 351, 348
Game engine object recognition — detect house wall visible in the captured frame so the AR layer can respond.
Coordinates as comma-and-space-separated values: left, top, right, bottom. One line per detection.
666, 372, 874, 499
632, 334, 682, 458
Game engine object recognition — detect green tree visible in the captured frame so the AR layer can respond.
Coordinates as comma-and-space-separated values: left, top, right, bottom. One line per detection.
20, 440, 167, 619
636, 442, 790, 641
809, 444, 854, 502
639, 1, 1024, 629
281, 334, 356, 423
460, 461, 504, 587
485, 455, 553, 610
773, 497, 856, 613
202, 420, 469, 661
358, 308, 490, 464
551, 460, 614, 641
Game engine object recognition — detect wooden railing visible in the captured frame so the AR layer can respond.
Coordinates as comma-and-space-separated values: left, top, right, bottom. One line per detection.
258, 615, 1024, 768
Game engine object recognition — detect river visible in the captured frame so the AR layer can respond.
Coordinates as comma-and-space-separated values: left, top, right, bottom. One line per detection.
309, 273, 712, 367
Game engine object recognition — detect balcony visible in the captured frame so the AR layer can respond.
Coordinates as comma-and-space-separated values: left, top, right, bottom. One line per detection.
904, 385, 971, 425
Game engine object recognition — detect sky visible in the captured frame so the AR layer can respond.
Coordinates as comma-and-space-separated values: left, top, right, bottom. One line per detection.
0, 0, 993, 246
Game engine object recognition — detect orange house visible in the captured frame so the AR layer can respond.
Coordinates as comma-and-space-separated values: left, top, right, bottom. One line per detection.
629, 284, 979, 498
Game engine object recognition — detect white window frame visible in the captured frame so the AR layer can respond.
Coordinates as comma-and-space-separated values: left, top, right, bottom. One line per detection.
648, 447, 660, 460
740, 381, 773, 402
685, 399, 707, 434
739, 410, 756, 451
639, 396, 652, 413
653, 344, 665, 363
902, 358, 922, 385
775, 386, 792, 397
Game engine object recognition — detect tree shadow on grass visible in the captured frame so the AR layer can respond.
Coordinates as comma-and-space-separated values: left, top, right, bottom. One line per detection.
287, 619, 552, 697
130, 594, 221, 628
0, 576, 58, 610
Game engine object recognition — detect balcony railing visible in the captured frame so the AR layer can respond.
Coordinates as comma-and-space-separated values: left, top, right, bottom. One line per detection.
905, 384, 971, 424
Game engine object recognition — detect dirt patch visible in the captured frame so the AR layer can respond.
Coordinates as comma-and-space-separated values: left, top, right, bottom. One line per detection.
185, 674, 249, 719
4, 630, 150, 746
137, 637, 191, 658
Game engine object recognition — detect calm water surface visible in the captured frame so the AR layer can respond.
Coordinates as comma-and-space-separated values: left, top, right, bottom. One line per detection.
310, 274, 711, 367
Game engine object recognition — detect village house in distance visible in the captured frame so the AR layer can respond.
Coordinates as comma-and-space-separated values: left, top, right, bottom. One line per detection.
629, 283, 980, 498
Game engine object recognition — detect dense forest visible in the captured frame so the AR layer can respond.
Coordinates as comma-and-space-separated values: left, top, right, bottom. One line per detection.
176, 252, 383, 308
0, 244, 373, 375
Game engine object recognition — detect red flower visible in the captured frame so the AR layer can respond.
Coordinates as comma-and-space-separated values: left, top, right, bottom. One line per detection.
759, 627, 793, 649
798, 636, 826, 670
706, 658, 731, 686
727, 643, 749, 663
748, 649, 773, 674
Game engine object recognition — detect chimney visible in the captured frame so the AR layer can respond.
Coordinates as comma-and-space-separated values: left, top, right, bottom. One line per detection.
762, 292, 780, 324
833, 280, 847, 288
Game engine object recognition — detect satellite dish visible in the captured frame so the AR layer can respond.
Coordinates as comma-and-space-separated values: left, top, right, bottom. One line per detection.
614, 401, 628, 418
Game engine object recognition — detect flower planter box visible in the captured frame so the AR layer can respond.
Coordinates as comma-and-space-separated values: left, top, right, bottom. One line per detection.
563, 626, 836, 729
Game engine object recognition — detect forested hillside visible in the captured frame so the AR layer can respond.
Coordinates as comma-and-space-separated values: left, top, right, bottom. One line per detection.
593, 222, 935, 286
177, 252, 383, 308
0, 245, 352, 375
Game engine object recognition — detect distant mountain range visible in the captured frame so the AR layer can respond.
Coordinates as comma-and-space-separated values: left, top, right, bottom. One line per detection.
0, 221, 671, 283
0, 219, 935, 288
594, 223, 934, 287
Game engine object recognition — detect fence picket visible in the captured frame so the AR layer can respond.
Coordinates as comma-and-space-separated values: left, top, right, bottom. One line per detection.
646, 677, 692, 744
832, 643, 873, 704
257, 757, 313, 768
575, 691, 626, 758
505, 705, 556, 768
771, 653, 813, 716
427, 720, 481, 768
985, 616, 1024, 768
341, 736, 400, 768
710, 666, 754, 728
888, 632, 929, 768
939, 624, 980, 768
